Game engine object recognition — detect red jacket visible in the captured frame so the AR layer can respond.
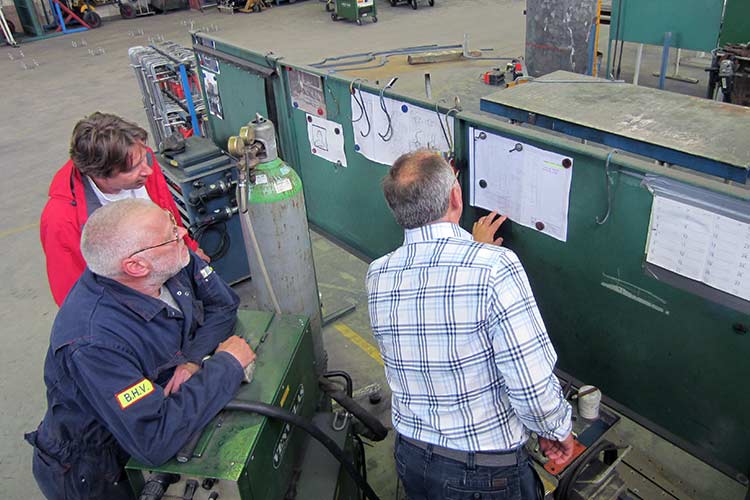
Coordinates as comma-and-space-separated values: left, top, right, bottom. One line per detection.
40, 156, 198, 306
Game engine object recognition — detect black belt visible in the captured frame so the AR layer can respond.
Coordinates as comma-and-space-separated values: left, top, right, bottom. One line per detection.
399, 435, 523, 467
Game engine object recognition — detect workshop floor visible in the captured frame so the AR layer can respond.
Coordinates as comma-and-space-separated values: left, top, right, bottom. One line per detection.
0, 1, 738, 499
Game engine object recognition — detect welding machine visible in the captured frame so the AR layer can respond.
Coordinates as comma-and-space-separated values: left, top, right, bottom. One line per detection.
329, 0, 377, 25
126, 309, 383, 500
158, 136, 250, 285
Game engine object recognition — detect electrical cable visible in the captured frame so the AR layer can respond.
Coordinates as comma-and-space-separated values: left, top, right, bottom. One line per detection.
434, 95, 460, 156
353, 433, 368, 500
445, 107, 459, 154
224, 400, 380, 500
318, 376, 388, 442
595, 149, 618, 225
192, 222, 230, 261
435, 101, 451, 150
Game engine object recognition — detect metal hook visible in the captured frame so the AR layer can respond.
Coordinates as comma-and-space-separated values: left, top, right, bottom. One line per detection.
596, 149, 619, 225
350, 78, 365, 122
378, 77, 398, 142
352, 80, 371, 138
326, 84, 340, 119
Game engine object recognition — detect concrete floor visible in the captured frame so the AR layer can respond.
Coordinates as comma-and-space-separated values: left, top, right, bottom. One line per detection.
0, 1, 736, 499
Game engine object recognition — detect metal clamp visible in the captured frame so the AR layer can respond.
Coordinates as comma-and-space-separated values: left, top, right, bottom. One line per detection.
332, 410, 350, 431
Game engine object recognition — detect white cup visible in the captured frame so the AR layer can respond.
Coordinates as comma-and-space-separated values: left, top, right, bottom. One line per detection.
578, 385, 601, 420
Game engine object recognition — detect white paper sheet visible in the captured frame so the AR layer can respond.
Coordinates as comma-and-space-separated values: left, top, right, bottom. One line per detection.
289, 68, 326, 117
306, 114, 347, 167
203, 71, 223, 120
469, 127, 573, 242
646, 196, 750, 301
350, 90, 453, 165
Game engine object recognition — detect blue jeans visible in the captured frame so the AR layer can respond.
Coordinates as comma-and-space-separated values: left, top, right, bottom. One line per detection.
395, 435, 541, 500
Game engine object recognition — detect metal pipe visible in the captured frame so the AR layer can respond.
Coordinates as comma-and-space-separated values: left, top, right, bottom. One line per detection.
461, 33, 513, 60
178, 63, 201, 137
633, 43, 643, 85
659, 32, 672, 90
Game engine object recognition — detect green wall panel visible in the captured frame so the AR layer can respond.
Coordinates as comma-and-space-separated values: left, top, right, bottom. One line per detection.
285, 75, 405, 258
194, 37, 272, 151
610, 0, 723, 51
720, 0, 750, 46
193, 36, 750, 477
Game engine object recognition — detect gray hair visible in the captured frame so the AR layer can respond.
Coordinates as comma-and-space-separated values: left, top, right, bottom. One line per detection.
81, 199, 158, 277
382, 150, 455, 229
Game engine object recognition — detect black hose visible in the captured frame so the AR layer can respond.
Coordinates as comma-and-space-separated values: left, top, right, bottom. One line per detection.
555, 441, 617, 499
224, 400, 381, 500
318, 377, 388, 442
322, 371, 353, 397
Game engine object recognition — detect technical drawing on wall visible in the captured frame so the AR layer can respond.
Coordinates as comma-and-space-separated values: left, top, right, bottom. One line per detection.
306, 114, 347, 167
469, 127, 573, 241
646, 195, 750, 301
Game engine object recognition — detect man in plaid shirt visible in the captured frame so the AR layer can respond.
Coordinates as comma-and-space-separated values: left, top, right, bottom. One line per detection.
367, 150, 573, 499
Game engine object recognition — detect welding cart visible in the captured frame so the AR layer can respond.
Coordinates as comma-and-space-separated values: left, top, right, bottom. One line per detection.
329, 0, 377, 25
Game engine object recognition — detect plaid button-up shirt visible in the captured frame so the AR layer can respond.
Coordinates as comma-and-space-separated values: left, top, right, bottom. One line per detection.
366, 222, 571, 451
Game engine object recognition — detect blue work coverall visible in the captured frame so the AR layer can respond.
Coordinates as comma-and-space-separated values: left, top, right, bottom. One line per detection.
25, 252, 243, 500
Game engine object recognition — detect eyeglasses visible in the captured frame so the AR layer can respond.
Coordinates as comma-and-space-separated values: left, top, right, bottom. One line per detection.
451, 166, 460, 182
128, 211, 180, 258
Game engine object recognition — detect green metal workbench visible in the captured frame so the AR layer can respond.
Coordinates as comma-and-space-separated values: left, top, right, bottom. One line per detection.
189, 33, 750, 483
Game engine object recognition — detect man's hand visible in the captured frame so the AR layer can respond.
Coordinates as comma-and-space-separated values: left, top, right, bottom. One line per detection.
164, 362, 200, 396
216, 335, 256, 368
539, 434, 575, 465
195, 247, 211, 263
472, 211, 507, 246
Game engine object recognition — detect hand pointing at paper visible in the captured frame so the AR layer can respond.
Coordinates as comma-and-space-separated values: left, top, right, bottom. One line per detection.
473, 211, 507, 246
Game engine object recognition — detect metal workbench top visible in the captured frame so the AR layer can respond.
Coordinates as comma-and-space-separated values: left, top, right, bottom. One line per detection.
480, 71, 750, 181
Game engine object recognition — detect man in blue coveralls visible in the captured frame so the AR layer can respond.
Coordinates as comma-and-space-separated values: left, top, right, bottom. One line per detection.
25, 198, 256, 500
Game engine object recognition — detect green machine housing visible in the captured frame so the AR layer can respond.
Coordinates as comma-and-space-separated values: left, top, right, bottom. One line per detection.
330, 0, 377, 25
126, 310, 357, 500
